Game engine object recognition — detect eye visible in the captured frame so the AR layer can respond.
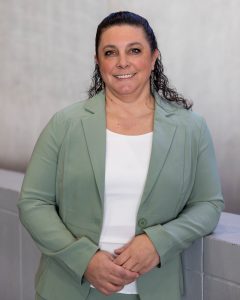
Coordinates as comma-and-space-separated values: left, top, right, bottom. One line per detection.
104, 50, 116, 56
130, 48, 141, 54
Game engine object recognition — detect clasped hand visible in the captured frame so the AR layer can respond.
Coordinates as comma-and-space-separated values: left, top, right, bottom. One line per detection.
84, 234, 160, 295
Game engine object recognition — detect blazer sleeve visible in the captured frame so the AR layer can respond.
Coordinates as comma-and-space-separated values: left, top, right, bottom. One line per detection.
144, 118, 224, 267
18, 112, 99, 284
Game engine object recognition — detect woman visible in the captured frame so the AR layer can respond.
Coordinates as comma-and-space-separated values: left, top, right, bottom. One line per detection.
18, 11, 224, 300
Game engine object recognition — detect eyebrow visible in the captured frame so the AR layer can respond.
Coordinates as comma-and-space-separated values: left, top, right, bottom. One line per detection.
103, 42, 143, 49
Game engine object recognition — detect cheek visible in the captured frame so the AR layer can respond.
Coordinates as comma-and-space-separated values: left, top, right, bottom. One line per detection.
99, 64, 114, 82
139, 62, 154, 77
99, 69, 111, 84
98, 58, 114, 73
135, 56, 154, 73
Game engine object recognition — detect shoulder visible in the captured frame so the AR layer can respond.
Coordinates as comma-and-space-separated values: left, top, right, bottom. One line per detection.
155, 94, 211, 148
53, 99, 89, 124
174, 107, 205, 131
172, 106, 208, 141
50, 92, 105, 128
155, 92, 205, 134
39, 93, 104, 147
169, 105, 212, 149
159, 101, 213, 152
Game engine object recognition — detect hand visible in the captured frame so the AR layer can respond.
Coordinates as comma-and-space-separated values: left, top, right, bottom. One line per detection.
84, 250, 139, 295
113, 234, 160, 275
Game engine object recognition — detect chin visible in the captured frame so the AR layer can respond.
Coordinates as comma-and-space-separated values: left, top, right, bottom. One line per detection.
114, 85, 138, 96
118, 89, 135, 95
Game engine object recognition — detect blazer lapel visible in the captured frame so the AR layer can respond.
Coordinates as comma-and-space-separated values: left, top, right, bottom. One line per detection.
81, 92, 106, 204
81, 91, 177, 206
140, 93, 177, 205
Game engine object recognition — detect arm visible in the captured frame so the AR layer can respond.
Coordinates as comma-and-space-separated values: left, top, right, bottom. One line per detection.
144, 118, 224, 267
18, 112, 99, 284
114, 118, 224, 272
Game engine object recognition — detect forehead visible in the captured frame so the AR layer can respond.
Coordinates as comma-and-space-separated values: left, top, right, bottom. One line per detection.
98, 25, 149, 48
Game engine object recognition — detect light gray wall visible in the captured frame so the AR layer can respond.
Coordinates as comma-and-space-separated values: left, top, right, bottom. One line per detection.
1, 1, 239, 213
1, 169, 240, 300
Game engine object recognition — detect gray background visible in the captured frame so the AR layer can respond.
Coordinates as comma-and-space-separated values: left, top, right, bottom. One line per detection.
0, 0, 239, 213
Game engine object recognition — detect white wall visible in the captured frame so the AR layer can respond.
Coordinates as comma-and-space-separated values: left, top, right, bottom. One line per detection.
0, 0, 239, 213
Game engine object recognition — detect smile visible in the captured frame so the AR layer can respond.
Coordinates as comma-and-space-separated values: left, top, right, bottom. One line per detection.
114, 73, 136, 79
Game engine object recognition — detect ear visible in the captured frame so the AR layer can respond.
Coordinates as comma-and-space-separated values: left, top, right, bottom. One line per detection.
151, 49, 159, 70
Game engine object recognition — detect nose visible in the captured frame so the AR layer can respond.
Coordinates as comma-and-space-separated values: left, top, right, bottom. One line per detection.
116, 53, 129, 69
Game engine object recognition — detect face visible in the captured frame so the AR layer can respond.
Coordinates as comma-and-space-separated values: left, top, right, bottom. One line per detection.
96, 25, 159, 98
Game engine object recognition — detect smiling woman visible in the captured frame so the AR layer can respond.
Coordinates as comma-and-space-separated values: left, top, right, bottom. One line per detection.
96, 25, 159, 100
95, 25, 159, 135
18, 11, 224, 300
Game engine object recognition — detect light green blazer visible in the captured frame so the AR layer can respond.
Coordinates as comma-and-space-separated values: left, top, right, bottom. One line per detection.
18, 91, 224, 300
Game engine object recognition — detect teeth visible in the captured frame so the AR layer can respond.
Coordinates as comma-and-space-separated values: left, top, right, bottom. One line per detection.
115, 74, 134, 79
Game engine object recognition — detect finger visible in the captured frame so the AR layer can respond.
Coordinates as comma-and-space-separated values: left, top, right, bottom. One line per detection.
123, 261, 140, 273
121, 264, 140, 284
102, 250, 115, 261
121, 267, 139, 281
108, 273, 127, 286
101, 282, 124, 295
113, 251, 130, 266
130, 264, 141, 273
114, 248, 124, 255
133, 259, 158, 275
108, 280, 124, 291
109, 260, 129, 277
137, 266, 150, 275
124, 275, 139, 285
111, 263, 139, 282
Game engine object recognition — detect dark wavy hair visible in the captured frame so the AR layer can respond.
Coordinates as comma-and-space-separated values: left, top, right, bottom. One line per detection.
88, 11, 192, 109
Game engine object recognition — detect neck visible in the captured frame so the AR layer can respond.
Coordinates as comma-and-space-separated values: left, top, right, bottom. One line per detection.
105, 88, 155, 116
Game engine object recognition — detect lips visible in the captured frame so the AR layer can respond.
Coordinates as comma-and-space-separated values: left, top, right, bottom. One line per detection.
114, 73, 136, 79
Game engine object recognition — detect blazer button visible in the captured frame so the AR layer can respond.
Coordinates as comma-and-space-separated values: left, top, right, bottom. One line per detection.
138, 218, 147, 228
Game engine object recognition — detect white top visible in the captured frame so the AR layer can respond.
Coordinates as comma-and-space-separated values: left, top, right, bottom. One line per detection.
96, 129, 153, 294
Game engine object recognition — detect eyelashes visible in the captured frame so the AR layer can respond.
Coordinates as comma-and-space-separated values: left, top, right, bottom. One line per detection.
104, 48, 142, 57
104, 50, 115, 56
130, 48, 141, 54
